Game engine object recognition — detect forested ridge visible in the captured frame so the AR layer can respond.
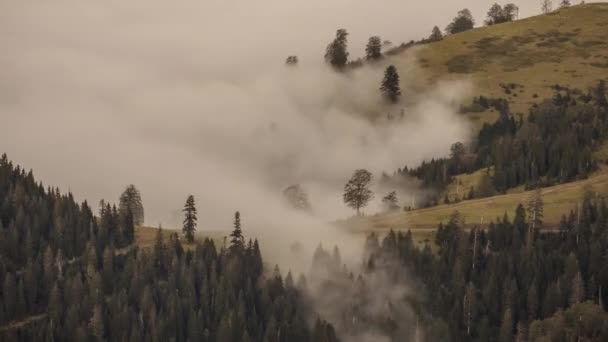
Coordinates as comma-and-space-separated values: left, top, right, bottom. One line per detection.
0, 155, 339, 341
365, 187, 608, 341
3, 153, 608, 341
394, 81, 608, 207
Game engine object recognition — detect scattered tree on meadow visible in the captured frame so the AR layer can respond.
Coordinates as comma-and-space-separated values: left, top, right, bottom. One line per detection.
230, 211, 245, 255
283, 184, 312, 212
560, 0, 571, 8
119, 184, 144, 226
365, 36, 383, 61
429, 26, 443, 41
182, 195, 197, 242
541, 0, 553, 13
380, 65, 401, 103
325, 29, 349, 69
485, 3, 519, 25
382, 191, 399, 211
343, 169, 374, 215
285, 55, 299, 65
446, 9, 475, 34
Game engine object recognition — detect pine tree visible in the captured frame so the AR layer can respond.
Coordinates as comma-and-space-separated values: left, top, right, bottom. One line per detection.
380, 65, 401, 103
229, 211, 245, 255
343, 169, 374, 215
182, 195, 197, 243
429, 26, 443, 41
119, 185, 144, 226
122, 207, 135, 245
365, 36, 382, 61
526, 187, 543, 249
325, 29, 349, 69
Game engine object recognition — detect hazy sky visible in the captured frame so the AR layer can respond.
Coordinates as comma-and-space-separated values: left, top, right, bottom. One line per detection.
0, 0, 581, 234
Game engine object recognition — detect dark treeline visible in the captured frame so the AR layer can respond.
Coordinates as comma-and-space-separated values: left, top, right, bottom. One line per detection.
0, 155, 339, 342
366, 189, 608, 341
394, 81, 608, 206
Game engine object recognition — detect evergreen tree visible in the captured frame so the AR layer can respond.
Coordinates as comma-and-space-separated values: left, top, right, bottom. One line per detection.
325, 29, 349, 69
182, 195, 197, 243
122, 208, 135, 245
365, 36, 382, 61
119, 185, 144, 226
229, 211, 245, 255
343, 169, 374, 215
526, 187, 544, 237
380, 65, 401, 103
429, 26, 443, 41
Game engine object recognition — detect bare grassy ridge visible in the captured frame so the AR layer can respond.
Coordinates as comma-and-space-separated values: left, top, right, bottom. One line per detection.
393, 3, 608, 120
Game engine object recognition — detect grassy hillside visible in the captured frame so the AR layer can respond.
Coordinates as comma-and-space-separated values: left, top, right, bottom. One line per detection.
394, 3, 608, 120
134, 226, 226, 249
357, 167, 608, 231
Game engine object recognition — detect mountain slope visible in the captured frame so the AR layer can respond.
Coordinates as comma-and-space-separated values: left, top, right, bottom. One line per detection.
394, 3, 608, 118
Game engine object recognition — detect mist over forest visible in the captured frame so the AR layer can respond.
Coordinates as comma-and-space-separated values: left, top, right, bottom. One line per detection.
2, 0, 608, 341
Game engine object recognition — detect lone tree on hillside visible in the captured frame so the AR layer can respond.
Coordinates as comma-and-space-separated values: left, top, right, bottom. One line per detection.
119, 184, 144, 226
343, 169, 374, 215
541, 0, 553, 14
560, 0, 571, 8
365, 36, 383, 61
446, 9, 475, 34
382, 191, 399, 211
429, 26, 443, 41
285, 55, 298, 66
230, 211, 245, 255
325, 29, 349, 69
182, 195, 197, 243
380, 65, 401, 103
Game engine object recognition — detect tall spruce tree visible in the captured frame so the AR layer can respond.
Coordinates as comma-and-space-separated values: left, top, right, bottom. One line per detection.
380, 65, 401, 103
182, 195, 197, 243
119, 184, 144, 226
230, 211, 245, 255
325, 29, 349, 69
429, 26, 443, 41
365, 36, 382, 61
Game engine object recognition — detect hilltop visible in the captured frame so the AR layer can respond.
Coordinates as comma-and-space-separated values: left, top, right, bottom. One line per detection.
393, 3, 608, 125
